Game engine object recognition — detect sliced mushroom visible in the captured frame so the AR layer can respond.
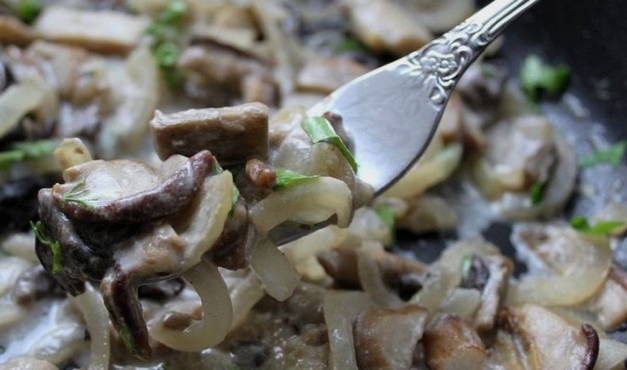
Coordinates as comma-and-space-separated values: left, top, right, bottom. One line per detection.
473, 115, 556, 197
344, 0, 432, 55
464, 254, 512, 331
500, 305, 599, 370
34, 7, 149, 54
0, 15, 37, 45
52, 151, 215, 223
583, 265, 627, 330
151, 103, 269, 166
296, 56, 369, 94
423, 314, 487, 370
207, 198, 254, 270
54, 138, 93, 171
12, 265, 63, 305
353, 305, 428, 370
179, 44, 278, 106
318, 246, 426, 292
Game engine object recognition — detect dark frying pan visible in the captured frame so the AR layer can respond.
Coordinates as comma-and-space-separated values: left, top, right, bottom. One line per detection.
396, 0, 627, 292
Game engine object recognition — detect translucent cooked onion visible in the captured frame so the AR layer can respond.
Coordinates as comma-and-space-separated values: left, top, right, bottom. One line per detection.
357, 250, 402, 307
508, 232, 612, 306
0, 81, 46, 138
250, 176, 353, 234
280, 226, 348, 281
250, 238, 300, 301
595, 339, 627, 370
323, 291, 373, 370
176, 171, 233, 269
384, 142, 463, 199
149, 259, 232, 352
439, 288, 481, 320
409, 269, 454, 313
97, 47, 159, 157
1, 233, 38, 263
229, 273, 265, 329
497, 133, 577, 220
69, 285, 110, 370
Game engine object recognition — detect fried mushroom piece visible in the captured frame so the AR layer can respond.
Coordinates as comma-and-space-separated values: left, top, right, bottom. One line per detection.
353, 305, 428, 370
151, 103, 269, 166
0, 15, 37, 45
343, 0, 431, 55
34, 6, 149, 54
460, 254, 513, 331
498, 305, 599, 370
296, 56, 369, 94
36, 150, 224, 359
423, 314, 487, 370
179, 44, 277, 106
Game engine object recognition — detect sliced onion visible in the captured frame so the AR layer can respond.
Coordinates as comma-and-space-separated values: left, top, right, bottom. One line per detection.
436, 239, 499, 279
348, 208, 393, 246
149, 259, 232, 352
323, 290, 373, 370
409, 269, 454, 313
69, 285, 110, 370
250, 238, 300, 301
250, 176, 353, 234
1, 232, 38, 263
97, 47, 159, 157
280, 225, 348, 264
357, 250, 402, 307
384, 142, 462, 199
497, 133, 577, 220
0, 81, 46, 138
176, 171, 233, 269
595, 338, 627, 370
508, 229, 611, 306
229, 273, 265, 329
439, 288, 481, 320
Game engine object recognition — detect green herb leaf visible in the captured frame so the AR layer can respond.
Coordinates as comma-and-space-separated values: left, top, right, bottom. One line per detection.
0, 139, 56, 171
156, 0, 186, 26
274, 168, 319, 189
570, 215, 626, 235
62, 180, 97, 210
15, 0, 41, 24
119, 322, 137, 355
146, 1, 187, 88
520, 55, 570, 101
374, 205, 395, 245
231, 185, 240, 206
31, 221, 62, 275
460, 254, 472, 280
529, 181, 545, 206
579, 141, 626, 168
335, 37, 366, 53
301, 116, 358, 172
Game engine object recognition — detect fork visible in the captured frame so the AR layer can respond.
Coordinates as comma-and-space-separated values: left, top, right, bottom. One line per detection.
309, 0, 541, 194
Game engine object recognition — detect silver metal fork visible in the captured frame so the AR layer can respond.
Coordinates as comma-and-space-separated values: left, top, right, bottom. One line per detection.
309, 0, 541, 194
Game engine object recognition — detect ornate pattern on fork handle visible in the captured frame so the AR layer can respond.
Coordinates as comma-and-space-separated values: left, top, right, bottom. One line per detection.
396, 0, 539, 108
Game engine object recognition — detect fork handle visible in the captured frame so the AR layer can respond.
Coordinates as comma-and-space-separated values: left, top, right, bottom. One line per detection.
399, 0, 541, 107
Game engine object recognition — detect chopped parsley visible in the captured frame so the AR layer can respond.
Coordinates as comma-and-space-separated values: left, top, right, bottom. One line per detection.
301, 116, 358, 173
62, 180, 96, 210
335, 36, 366, 53
119, 322, 137, 355
274, 168, 319, 189
0, 139, 56, 171
579, 141, 626, 168
570, 215, 626, 235
460, 254, 472, 280
529, 181, 545, 206
374, 205, 395, 245
520, 55, 570, 101
30, 221, 62, 275
15, 0, 41, 24
146, 1, 187, 87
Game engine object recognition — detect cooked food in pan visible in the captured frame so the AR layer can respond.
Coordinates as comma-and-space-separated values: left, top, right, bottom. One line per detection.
0, 0, 626, 369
